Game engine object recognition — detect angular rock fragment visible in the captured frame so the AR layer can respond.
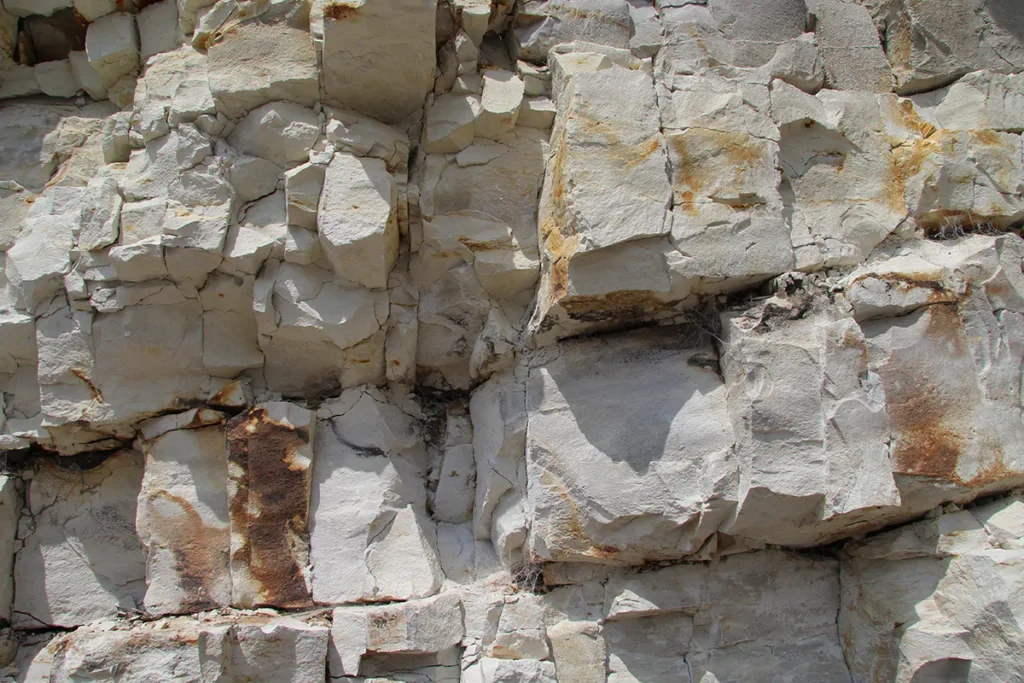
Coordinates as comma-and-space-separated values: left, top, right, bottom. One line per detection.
317, 153, 399, 290
228, 101, 320, 169
841, 496, 1024, 682
310, 387, 443, 604
477, 70, 525, 140
329, 591, 463, 677
85, 12, 139, 89
46, 613, 329, 683
254, 260, 388, 397
284, 162, 325, 229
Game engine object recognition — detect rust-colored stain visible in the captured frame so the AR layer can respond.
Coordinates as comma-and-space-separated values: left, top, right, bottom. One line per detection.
325, 2, 361, 20
885, 136, 936, 214
894, 99, 936, 139
227, 408, 313, 609
367, 609, 404, 650
623, 136, 662, 170
971, 129, 1002, 147
850, 271, 956, 303
885, 305, 975, 482
886, 13, 914, 76
669, 129, 766, 200
149, 489, 230, 613
669, 134, 707, 197
889, 384, 964, 481
545, 470, 623, 561
562, 289, 665, 324
70, 369, 104, 403
457, 236, 504, 252
678, 190, 700, 216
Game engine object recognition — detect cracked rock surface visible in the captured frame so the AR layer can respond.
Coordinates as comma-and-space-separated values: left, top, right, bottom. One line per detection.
0, 0, 1023, 680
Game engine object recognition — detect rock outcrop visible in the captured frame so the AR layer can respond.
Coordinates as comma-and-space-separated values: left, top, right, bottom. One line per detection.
0, 0, 1022, 680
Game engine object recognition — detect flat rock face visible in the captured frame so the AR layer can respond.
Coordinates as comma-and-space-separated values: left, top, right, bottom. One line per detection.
137, 419, 232, 615
309, 387, 443, 605
526, 326, 735, 564
2, 0, 1024, 679
14, 451, 146, 629
321, 0, 436, 124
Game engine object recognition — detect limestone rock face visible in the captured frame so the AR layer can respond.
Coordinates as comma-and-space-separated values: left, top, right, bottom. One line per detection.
2, 0, 1024, 679
841, 495, 1024, 682
14, 451, 146, 629
321, 0, 436, 124
526, 326, 735, 564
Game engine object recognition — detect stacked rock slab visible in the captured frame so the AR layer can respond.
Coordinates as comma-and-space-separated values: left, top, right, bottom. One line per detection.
0, 0, 1023, 681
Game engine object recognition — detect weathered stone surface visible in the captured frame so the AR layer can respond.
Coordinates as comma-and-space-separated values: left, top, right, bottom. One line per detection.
205, 6, 319, 117
85, 12, 139, 89
13, 451, 146, 629
283, 161, 324, 229
317, 152, 399, 290
512, 0, 632, 62
226, 403, 314, 609
205, 615, 331, 683
310, 387, 443, 604
526, 326, 735, 564
842, 495, 1024, 683
864, 0, 1024, 94
45, 613, 329, 683
321, 0, 435, 124
228, 101, 320, 168
806, 0, 892, 92
531, 52, 676, 342
137, 418, 231, 616
0, 476, 20, 623
329, 591, 463, 677
602, 551, 849, 682
2, 2, 1024, 679
254, 260, 388, 397
720, 237, 1024, 546
35, 292, 212, 454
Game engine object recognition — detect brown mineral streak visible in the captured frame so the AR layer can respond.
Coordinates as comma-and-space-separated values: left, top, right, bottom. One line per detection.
70, 368, 104, 402
325, 2, 360, 20
148, 489, 229, 613
227, 408, 313, 608
886, 305, 975, 483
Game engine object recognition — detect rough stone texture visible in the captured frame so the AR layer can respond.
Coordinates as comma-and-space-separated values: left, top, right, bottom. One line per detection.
526, 326, 734, 564
205, 5, 319, 117
2, 1, 1024, 679
44, 613, 329, 683
226, 403, 314, 609
863, 0, 1024, 95
309, 387, 443, 605
137, 416, 231, 616
13, 451, 146, 629
842, 494, 1024, 683
321, 0, 436, 124
318, 152, 399, 290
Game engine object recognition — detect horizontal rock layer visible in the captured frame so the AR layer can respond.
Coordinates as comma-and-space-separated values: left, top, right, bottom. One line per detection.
0, 0, 1023, 680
